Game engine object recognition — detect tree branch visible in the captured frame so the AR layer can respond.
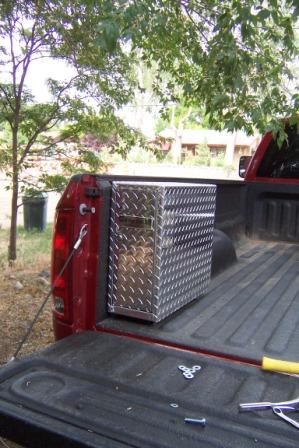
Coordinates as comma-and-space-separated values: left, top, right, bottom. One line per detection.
30, 53, 57, 63
180, 0, 216, 27
18, 21, 38, 96
31, 132, 72, 156
17, 109, 60, 167
181, 3, 209, 44
7, 16, 18, 99
17, 73, 80, 167
0, 84, 15, 111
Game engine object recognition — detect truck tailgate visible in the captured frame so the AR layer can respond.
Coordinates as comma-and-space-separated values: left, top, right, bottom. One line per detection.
0, 332, 299, 447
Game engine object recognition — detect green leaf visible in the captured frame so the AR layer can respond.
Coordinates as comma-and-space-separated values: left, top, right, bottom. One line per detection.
213, 94, 229, 106
257, 9, 271, 22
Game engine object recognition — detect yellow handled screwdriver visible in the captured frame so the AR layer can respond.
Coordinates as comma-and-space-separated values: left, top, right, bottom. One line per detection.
262, 356, 299, 374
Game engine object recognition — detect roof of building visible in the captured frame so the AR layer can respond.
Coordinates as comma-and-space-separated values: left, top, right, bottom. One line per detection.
159, 128, 260, 147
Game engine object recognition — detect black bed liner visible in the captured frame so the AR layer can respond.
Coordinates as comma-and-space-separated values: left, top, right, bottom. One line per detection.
100, 240, 299, 363
1, 331, 299, 448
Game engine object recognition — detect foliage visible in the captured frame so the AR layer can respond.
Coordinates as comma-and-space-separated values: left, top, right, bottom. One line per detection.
158, 151, 177, 164
211, 152, 226, 167
1, 0, 298, 261
126, 145, 158, 164
182, 144, 236, 173
0, 1, 139, 260
99, 147, 124, 165
156, 104, 210, 133
109, 0, 298, 135
183, 143, 211, 166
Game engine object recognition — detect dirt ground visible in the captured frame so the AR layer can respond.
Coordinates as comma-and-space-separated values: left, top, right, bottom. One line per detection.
0, 257, 54, 365
0, 257, 54, 448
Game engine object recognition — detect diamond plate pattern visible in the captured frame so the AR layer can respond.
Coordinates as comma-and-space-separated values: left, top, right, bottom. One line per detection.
108, 182, 216, 322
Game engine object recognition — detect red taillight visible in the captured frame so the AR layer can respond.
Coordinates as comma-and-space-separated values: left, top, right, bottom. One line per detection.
51, 210, 74, 322
54, 234, 67, 252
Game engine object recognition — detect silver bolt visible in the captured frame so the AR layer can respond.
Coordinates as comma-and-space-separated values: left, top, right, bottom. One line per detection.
184, 417, 206, 427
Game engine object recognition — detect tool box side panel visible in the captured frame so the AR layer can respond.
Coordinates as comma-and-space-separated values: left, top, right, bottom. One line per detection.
155, 184, 217, 321
107, 183, 158, 318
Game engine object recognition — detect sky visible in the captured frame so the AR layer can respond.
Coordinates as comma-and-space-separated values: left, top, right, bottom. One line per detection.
24, 57, 157, 137
26, 58, 75, 102
1, 30, 158, 137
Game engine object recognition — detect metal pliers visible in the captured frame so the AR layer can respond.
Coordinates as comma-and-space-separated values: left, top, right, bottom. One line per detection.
239, 397, 299, 430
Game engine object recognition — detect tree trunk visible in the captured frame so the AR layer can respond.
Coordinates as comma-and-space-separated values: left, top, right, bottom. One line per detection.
225, 131, 237, 165
172, 128, 182, 165
8, 132, 19, 262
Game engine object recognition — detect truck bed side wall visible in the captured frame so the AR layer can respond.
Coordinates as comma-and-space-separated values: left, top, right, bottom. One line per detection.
212, 181, 247, 241
99, 174, 247, 241
246, 182, 299, 242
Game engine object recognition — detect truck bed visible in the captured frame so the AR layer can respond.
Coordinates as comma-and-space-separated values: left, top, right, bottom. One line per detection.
2, 242, 299, 447
100, 239, 299, 364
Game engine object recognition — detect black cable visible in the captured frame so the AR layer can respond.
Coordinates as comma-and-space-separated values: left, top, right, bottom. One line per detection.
10, 224, 88, 361
10, 246, 77, 362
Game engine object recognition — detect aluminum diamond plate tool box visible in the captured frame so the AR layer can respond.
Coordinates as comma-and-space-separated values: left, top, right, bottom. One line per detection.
108, 182, 216, 322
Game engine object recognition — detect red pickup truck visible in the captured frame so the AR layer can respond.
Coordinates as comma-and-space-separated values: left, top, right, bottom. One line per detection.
0, 124, 299, 448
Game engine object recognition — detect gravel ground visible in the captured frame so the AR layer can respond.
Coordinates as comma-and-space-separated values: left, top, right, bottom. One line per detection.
0, 261, 54, 365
